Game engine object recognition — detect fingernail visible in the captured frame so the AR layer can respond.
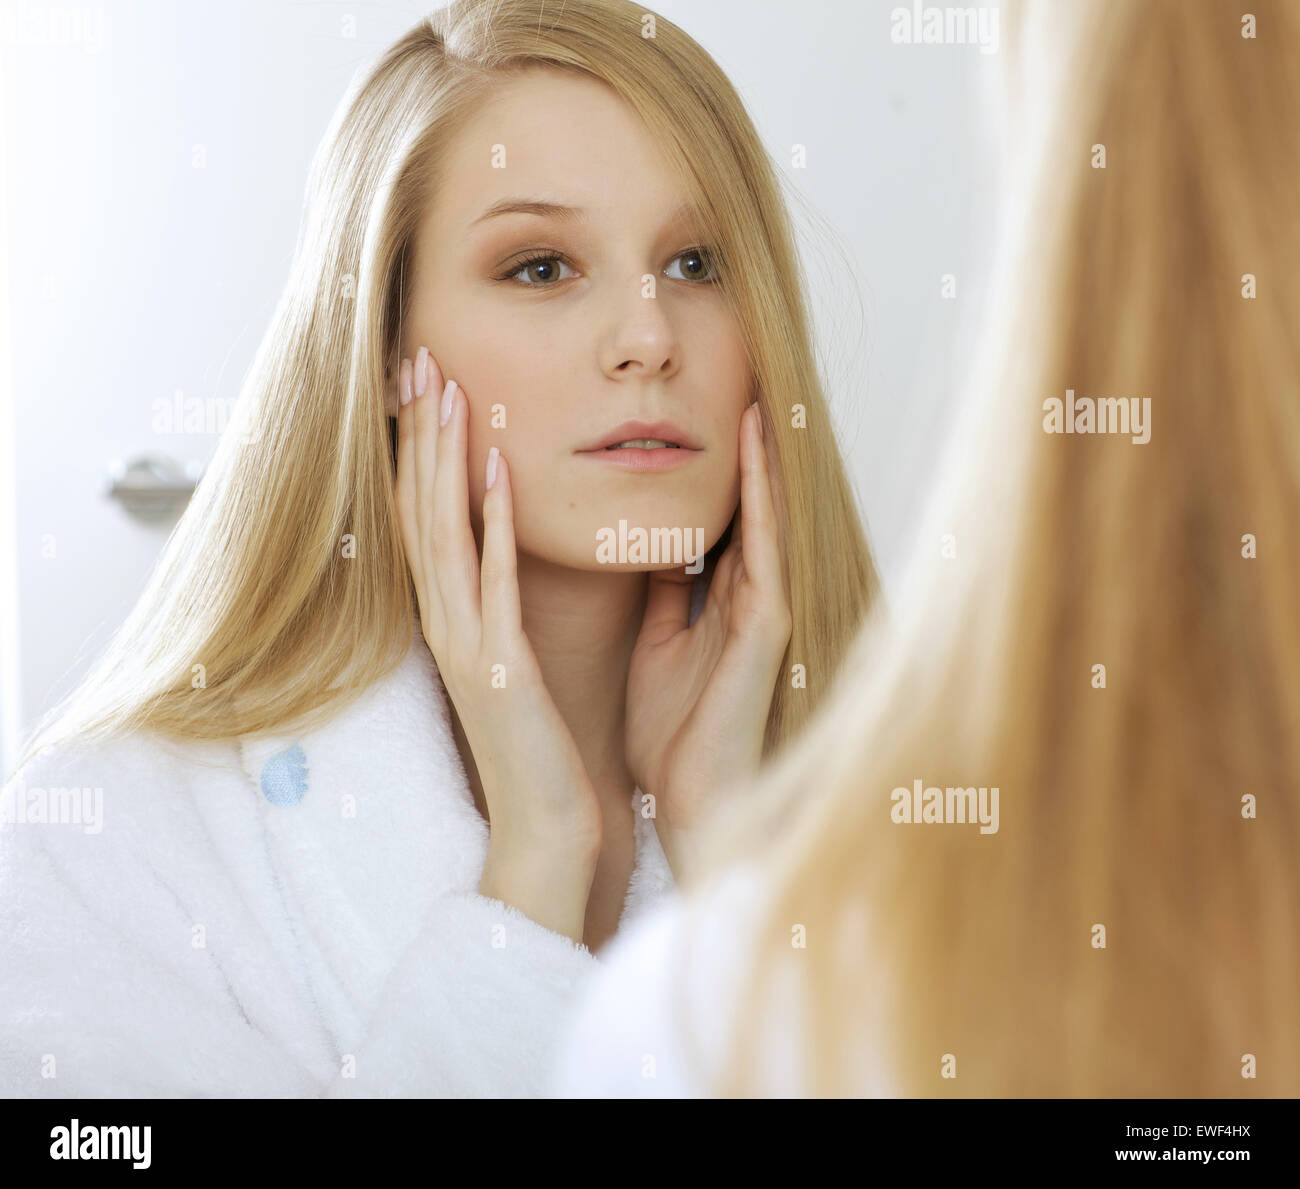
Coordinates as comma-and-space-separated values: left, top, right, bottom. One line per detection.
486, 445, 500, 490
440, 379, 458, 427
399, 358, 413, 406
754, 404, 763, 440
414, 346, 429, 398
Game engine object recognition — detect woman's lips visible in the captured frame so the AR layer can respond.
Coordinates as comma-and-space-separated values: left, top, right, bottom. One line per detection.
579, 419, 702, 451
576, 445, 701, 471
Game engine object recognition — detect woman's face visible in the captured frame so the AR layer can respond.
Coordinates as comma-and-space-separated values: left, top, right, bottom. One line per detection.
394, 67, 752, 572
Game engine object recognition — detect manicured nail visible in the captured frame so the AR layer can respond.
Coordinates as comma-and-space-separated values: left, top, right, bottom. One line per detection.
414, 346, 430, 398
399, 358, 413, 406
440, 379, 458, 427
486, 445, 500, 490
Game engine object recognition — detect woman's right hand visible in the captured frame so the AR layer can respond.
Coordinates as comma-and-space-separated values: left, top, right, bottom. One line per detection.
393, 348, 603, 944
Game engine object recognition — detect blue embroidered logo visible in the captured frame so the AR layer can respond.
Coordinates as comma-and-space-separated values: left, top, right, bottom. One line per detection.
260, 744, 308, 805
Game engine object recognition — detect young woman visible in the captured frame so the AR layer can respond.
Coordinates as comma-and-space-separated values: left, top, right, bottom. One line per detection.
0, 0, 877, 1096
551, 0, 1300, 1098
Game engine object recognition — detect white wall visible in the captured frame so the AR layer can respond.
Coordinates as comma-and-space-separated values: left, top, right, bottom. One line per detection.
0, 0, 1004, 774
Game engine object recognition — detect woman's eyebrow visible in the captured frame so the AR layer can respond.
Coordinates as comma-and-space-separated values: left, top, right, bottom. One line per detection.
469, 196, 698, 230
472, 197, 588, 226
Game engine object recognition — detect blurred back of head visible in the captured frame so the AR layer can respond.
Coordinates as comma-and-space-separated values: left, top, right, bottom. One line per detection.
687, 0, 1300, 1097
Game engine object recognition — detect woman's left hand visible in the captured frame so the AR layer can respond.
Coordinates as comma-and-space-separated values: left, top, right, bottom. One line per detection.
624, 403, 792, 872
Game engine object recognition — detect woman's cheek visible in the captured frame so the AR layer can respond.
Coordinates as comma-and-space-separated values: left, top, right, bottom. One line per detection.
476, 425, 547, 536
717, 435, 743, 498
464, 415, 489, 514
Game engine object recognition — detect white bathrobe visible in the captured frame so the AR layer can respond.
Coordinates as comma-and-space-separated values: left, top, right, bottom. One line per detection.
0, 616, 676, 1098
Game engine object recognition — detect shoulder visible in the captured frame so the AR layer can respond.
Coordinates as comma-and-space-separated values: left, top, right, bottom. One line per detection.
0, 731, 240, 1014
3, 728, 233, 837
549, 860, 898, 1097
0, 729, 241, 913
0, 732, 333, 1097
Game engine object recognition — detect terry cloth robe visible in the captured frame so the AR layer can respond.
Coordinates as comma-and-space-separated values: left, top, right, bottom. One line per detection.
0, 613, 680, 1099
547, 862, 896, 1097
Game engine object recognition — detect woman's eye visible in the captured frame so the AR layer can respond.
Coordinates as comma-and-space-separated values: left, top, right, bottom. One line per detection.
502, 254, 576, 286
499, 247, 719, 287
666, 247, 718, 283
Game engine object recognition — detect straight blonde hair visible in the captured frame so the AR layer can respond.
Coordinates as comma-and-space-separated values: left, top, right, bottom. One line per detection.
678, 0, 1300, 1097
11, 0, 878, 778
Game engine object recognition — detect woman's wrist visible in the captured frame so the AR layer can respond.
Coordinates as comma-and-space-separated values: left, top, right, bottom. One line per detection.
651, 817, 699, 879
478, 831, 599, 945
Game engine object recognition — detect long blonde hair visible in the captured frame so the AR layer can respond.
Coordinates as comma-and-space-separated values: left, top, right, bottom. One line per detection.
11, 0, 877, 778
681, 0, 1300, 1097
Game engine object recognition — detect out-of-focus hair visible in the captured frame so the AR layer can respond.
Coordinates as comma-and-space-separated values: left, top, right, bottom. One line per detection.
680, 0, 1300, 1096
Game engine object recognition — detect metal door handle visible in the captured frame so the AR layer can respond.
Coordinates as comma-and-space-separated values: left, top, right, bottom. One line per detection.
106, 455, 202, 522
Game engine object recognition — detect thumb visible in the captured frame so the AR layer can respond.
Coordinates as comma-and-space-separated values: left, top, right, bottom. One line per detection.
638, 566, 693, 646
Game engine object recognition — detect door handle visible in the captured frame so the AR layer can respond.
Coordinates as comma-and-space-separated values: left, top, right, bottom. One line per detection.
106, 455, 202, 522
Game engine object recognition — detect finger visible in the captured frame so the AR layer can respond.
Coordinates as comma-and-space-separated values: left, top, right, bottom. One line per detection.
738, 403, 785, 604
395, 363, 421, 583
639, 564, 693, 646
407, 353, 451, 643
706, 533, 743, 612
384, 360, 400, 419
479, 447, 523, 645
430, 375, 482, 642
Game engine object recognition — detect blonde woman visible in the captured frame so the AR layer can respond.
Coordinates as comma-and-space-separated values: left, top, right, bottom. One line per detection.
0, 0, 877, 1096
551, 0, 1300, 1098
